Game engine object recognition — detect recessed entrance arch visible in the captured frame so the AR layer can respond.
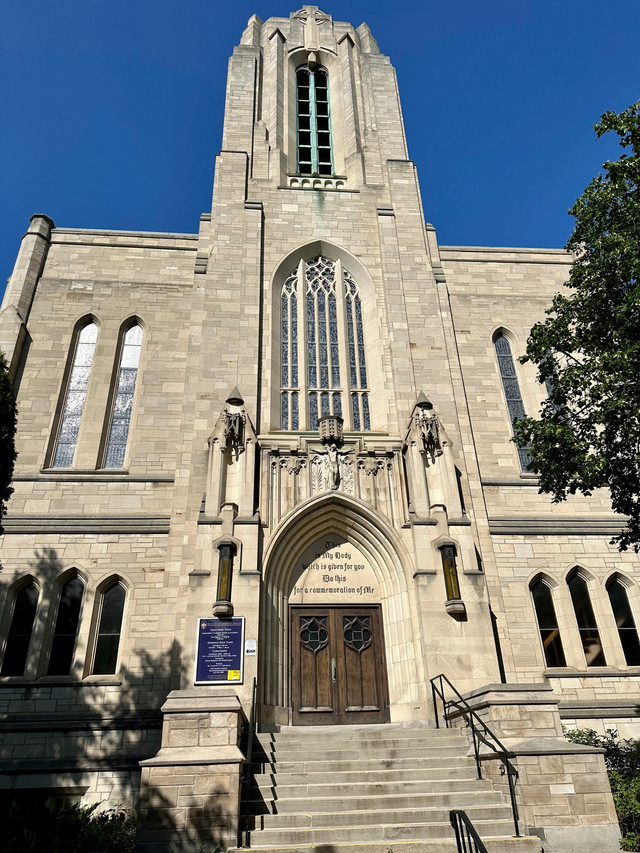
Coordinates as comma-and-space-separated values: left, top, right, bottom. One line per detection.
259, 493, 422, 726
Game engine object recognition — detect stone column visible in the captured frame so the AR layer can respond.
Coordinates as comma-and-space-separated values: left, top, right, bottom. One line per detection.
136, 689, 246, 853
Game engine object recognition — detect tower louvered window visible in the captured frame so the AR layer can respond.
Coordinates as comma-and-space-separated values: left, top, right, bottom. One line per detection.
281, 256, 370, 432
296, 66, 333, 176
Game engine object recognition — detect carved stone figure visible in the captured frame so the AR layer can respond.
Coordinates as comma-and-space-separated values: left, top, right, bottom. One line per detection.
222, 407, 246, 453
326, 443, 340, 490
416, 407, 442, 461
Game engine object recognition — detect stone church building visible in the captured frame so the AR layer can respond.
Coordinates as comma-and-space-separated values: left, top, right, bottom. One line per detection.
0, 7, 636, 852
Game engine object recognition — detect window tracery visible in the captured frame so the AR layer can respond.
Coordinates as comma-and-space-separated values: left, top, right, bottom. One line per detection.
281, 256, 370, 431
104, 324, 143, 468
494, 332, 531, 470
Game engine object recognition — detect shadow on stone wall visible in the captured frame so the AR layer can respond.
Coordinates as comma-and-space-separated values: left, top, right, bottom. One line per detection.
1, 546, 233, 851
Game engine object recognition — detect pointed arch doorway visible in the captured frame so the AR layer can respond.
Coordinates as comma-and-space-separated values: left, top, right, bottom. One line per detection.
290, 603, 389, 725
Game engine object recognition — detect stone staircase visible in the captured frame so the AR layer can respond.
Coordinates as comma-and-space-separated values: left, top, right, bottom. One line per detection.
231, 723, 542, 853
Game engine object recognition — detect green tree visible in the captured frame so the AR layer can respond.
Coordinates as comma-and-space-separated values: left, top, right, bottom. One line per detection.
514, 100, 640, 551
0, 350, 17, 533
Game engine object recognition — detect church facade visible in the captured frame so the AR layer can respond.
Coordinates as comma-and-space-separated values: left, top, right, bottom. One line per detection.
0, 7, 635, 852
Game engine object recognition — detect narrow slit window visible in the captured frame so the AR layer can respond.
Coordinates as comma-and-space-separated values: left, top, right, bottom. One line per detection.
568, 574, 606, 666
52, 322, 98, 468
531, 580, 566, 667
47, 576, 84, 675
92, 582, 126, 675
607, 578, 640, 666
494, 333, 531, 470
104, 324, 143, 468
1, 583, 39, 676
296, 66, 333, 176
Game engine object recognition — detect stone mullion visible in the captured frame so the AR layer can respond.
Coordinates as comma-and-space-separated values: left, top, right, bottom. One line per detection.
296, 260, 308, 429
334, 260, 349, 425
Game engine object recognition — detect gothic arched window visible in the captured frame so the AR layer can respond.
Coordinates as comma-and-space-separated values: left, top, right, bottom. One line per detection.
607, 577, 640, 666
52, 321, 98, 468
91, 579, 126, 675
568, 573, 606, 666
1, 582, 39, 676
296, 66, 333, 176
47, 576, 84, 676
494, 332, 531, 470
531, 579, 566, 667
281, 256, 370, 431
103, 323, 143, 468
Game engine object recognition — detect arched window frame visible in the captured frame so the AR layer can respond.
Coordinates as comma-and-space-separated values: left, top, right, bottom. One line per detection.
0, 577, 40, 677
280, 256, 370, 431
88, 576, 128, 676
493, 329, 532, 470
605, 574, 640, 667
46, 571, 85, 677
530, 575, 567, 668
567, 569, 606, 667
295, 64, 334, 176
49, 317, 99, 469
100, 319, 144, 469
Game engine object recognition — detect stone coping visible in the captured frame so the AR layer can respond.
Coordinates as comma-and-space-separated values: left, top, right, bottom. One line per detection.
545, 668, 640, 678
140, 746, 243, 767
498, 737, 605, 757
161, 688, 243, 715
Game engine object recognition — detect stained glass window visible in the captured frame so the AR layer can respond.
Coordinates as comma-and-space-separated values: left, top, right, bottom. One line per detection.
52, 322, 98, 468
92, 581, 126, 675
607, 578, 640, 666
281, 257, 370, 431
1, 583, 39, 676
568, 574, 606, 666
296, 66, 333, 176
47, 576, 84, 675
531, 580, 566, 667
104, 324, 143, 468
494, 333, 531, 470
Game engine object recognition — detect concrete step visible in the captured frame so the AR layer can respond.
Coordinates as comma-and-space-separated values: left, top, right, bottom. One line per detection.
256, 801, 511, 827
241, 817, 522, 845
253, 778, 493, 800
253, 767, 483, 787
230, 839, 541, 853
249, 789, 504, 815
254, 755, 476, 774
259, 742, 469, 762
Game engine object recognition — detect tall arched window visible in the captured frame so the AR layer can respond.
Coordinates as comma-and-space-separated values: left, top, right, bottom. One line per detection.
607, 578, 640, 666
568, 573, 606, 666
92, 580, 126, 675
1, 583, 39, 676
531, 579, 566, 667
47, 576, 84, 675
104, 323, 143, 468
281, 256, 370, 431
296, 66, 333, 176
52, 321, 98, 468
494, 332, 531, 470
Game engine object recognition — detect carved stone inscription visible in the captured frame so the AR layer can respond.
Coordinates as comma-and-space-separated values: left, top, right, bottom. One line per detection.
289, 538, 378, 603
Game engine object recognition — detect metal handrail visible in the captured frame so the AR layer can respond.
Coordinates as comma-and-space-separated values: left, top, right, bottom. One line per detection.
450, 810, 489, 853
431, 674, 520, 837
240, 676, 258, 848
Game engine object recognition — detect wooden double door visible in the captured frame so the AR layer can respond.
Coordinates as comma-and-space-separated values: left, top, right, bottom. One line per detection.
290, 605, 390, 725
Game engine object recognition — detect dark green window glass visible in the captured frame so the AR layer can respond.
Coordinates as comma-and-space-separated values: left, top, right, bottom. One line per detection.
1, 584, 39, 676
47, 577, 83, 675
568, 574, 606, 666
531, 580, 566, 667
607, 579, 640, 666
93, 583, 126, 675
296, 66, 333, 176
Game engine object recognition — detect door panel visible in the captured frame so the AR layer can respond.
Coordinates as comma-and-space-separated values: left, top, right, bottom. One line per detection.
291, 605, 389, 725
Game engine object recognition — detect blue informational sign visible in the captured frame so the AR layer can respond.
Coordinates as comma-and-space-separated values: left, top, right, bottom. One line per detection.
195, 617, 245, 684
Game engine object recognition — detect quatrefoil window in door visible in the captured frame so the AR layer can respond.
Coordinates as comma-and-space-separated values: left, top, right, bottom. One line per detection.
343, 616, 372, 652
300, 616, 329, 653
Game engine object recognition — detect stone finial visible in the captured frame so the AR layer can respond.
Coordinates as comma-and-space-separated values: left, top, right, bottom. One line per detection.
226, 387, 244, 405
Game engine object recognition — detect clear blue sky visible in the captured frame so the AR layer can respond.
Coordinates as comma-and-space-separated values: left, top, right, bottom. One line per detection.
2, 0, 638, 294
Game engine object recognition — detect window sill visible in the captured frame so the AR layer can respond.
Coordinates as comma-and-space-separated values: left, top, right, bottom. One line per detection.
286, 175, 351, 191
0, 676, 123, 687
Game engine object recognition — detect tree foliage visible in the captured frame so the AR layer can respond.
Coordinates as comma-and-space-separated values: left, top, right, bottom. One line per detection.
0, 350, 17, 532
514, 101, 640, 550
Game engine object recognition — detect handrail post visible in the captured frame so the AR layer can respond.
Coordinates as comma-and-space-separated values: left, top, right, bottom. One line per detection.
241, 676, 257, 848
431, 677, 440, 728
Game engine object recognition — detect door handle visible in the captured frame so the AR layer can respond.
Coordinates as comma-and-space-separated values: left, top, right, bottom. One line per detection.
331, 658, 336, 683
